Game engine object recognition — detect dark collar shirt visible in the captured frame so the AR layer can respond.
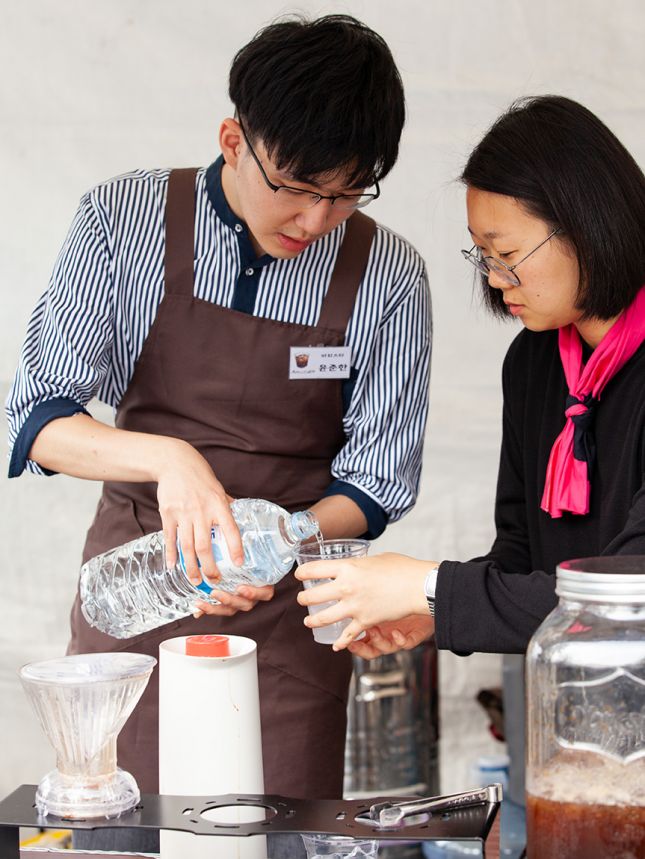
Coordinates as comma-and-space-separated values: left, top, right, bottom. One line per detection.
6, 158, 431, 537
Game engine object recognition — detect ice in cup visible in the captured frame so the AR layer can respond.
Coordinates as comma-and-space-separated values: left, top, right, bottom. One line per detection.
301, 833, 379, 858
296, 539, 369, 645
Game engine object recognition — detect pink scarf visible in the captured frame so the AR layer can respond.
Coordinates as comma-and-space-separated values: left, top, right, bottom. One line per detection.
541, 285, 645, 518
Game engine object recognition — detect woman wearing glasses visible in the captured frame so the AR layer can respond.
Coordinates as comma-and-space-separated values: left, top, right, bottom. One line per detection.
297, 95, 645, 658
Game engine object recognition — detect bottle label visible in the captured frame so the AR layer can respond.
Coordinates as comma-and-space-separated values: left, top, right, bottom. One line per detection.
177, 525, 240, 594
208, 525, 239, 578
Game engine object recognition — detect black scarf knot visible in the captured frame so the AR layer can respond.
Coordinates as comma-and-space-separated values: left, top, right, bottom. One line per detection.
565, 393, 597, 468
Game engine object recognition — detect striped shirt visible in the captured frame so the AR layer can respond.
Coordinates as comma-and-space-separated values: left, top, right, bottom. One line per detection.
6, 159, 431, 536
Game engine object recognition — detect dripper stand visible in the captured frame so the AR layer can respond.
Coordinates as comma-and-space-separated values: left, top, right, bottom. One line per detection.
19, 652, 156, 819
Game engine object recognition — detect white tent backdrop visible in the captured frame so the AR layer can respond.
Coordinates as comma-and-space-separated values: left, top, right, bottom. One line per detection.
1, 0, 644, 799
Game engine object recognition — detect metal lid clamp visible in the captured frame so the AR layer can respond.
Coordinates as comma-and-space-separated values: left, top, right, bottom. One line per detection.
356, 784, 504, 829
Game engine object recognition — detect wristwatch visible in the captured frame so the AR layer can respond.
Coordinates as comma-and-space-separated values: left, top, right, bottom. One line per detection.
424, 563, 440, 617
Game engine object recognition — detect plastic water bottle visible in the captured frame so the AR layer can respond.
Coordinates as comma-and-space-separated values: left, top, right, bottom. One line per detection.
80, 498, 320, 639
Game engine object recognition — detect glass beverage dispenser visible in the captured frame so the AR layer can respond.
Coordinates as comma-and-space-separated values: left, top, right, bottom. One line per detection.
525, 556, 645, 858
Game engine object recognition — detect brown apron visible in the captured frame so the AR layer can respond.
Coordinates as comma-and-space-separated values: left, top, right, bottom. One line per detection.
68, 168, 376, 799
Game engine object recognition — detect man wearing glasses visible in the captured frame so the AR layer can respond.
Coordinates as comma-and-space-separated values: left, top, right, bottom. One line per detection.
7, 14, 430, 846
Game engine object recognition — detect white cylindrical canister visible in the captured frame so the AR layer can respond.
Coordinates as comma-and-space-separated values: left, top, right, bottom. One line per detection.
159, 634, 266, 859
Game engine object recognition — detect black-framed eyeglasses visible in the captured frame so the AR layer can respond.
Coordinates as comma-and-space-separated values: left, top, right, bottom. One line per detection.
461, 227, 561, 287
238, 120, 380, 211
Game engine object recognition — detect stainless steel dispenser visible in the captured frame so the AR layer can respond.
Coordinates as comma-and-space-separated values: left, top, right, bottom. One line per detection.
344, 640, 439, 798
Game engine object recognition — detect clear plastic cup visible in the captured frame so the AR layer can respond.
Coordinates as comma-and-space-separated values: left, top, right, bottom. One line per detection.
296, 539, 369, 645
301, 833, 379, 858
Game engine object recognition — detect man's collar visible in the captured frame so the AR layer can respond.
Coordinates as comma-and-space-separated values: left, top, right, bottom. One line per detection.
204, 156, 274, 266
205, 156, 238, 230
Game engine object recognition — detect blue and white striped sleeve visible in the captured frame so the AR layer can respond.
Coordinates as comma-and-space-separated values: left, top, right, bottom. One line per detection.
325, 254, 431, 536
5, 191, 115, 477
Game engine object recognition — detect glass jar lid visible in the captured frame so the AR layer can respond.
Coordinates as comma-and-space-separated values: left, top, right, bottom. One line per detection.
556, 556, 645, 603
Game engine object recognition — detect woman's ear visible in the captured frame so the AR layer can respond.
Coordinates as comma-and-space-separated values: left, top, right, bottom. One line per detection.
219, 118, 244, 169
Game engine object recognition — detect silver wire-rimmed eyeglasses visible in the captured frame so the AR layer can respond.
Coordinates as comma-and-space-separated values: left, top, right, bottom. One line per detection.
461, 227, 561, 286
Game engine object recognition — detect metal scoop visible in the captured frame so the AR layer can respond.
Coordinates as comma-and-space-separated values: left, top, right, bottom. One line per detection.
356, 783, 503, 829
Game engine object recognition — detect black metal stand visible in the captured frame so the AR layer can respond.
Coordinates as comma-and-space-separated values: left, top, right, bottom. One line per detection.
0, 784, 500, 857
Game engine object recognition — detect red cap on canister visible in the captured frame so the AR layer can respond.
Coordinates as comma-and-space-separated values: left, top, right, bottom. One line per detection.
185, 634, 230, 657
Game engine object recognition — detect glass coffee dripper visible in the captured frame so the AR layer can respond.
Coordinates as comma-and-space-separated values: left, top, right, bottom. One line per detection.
20, 652, 156, 819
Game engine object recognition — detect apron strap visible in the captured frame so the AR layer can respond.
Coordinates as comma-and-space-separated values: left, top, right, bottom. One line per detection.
317, 211, 377, 333
164, 167, 199, 297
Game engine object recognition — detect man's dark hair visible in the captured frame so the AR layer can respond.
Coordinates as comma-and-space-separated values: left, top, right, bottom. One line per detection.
461, 95, 645, 320
229, 15, 405, 188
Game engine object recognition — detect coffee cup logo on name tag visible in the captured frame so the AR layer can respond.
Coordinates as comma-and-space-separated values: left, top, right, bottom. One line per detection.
289, 346, 352, 379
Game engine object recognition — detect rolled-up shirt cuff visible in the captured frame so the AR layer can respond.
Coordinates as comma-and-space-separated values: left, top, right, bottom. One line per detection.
434, 559, 473, 657
322, 479, 389, 539
8, 397, 90, 478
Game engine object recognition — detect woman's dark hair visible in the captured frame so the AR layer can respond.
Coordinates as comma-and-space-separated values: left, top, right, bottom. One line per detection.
229, 15, 405, 188
462, 95, 645, 320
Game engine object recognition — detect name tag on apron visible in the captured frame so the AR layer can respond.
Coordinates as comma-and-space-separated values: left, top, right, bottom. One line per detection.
289, 346, 352, 379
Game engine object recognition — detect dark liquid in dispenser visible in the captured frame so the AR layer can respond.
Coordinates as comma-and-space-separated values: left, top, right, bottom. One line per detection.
527, 793, 645, 859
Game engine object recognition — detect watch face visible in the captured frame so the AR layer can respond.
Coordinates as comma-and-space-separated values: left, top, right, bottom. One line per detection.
424, 565, 439, 617
424, 565, 439, 598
